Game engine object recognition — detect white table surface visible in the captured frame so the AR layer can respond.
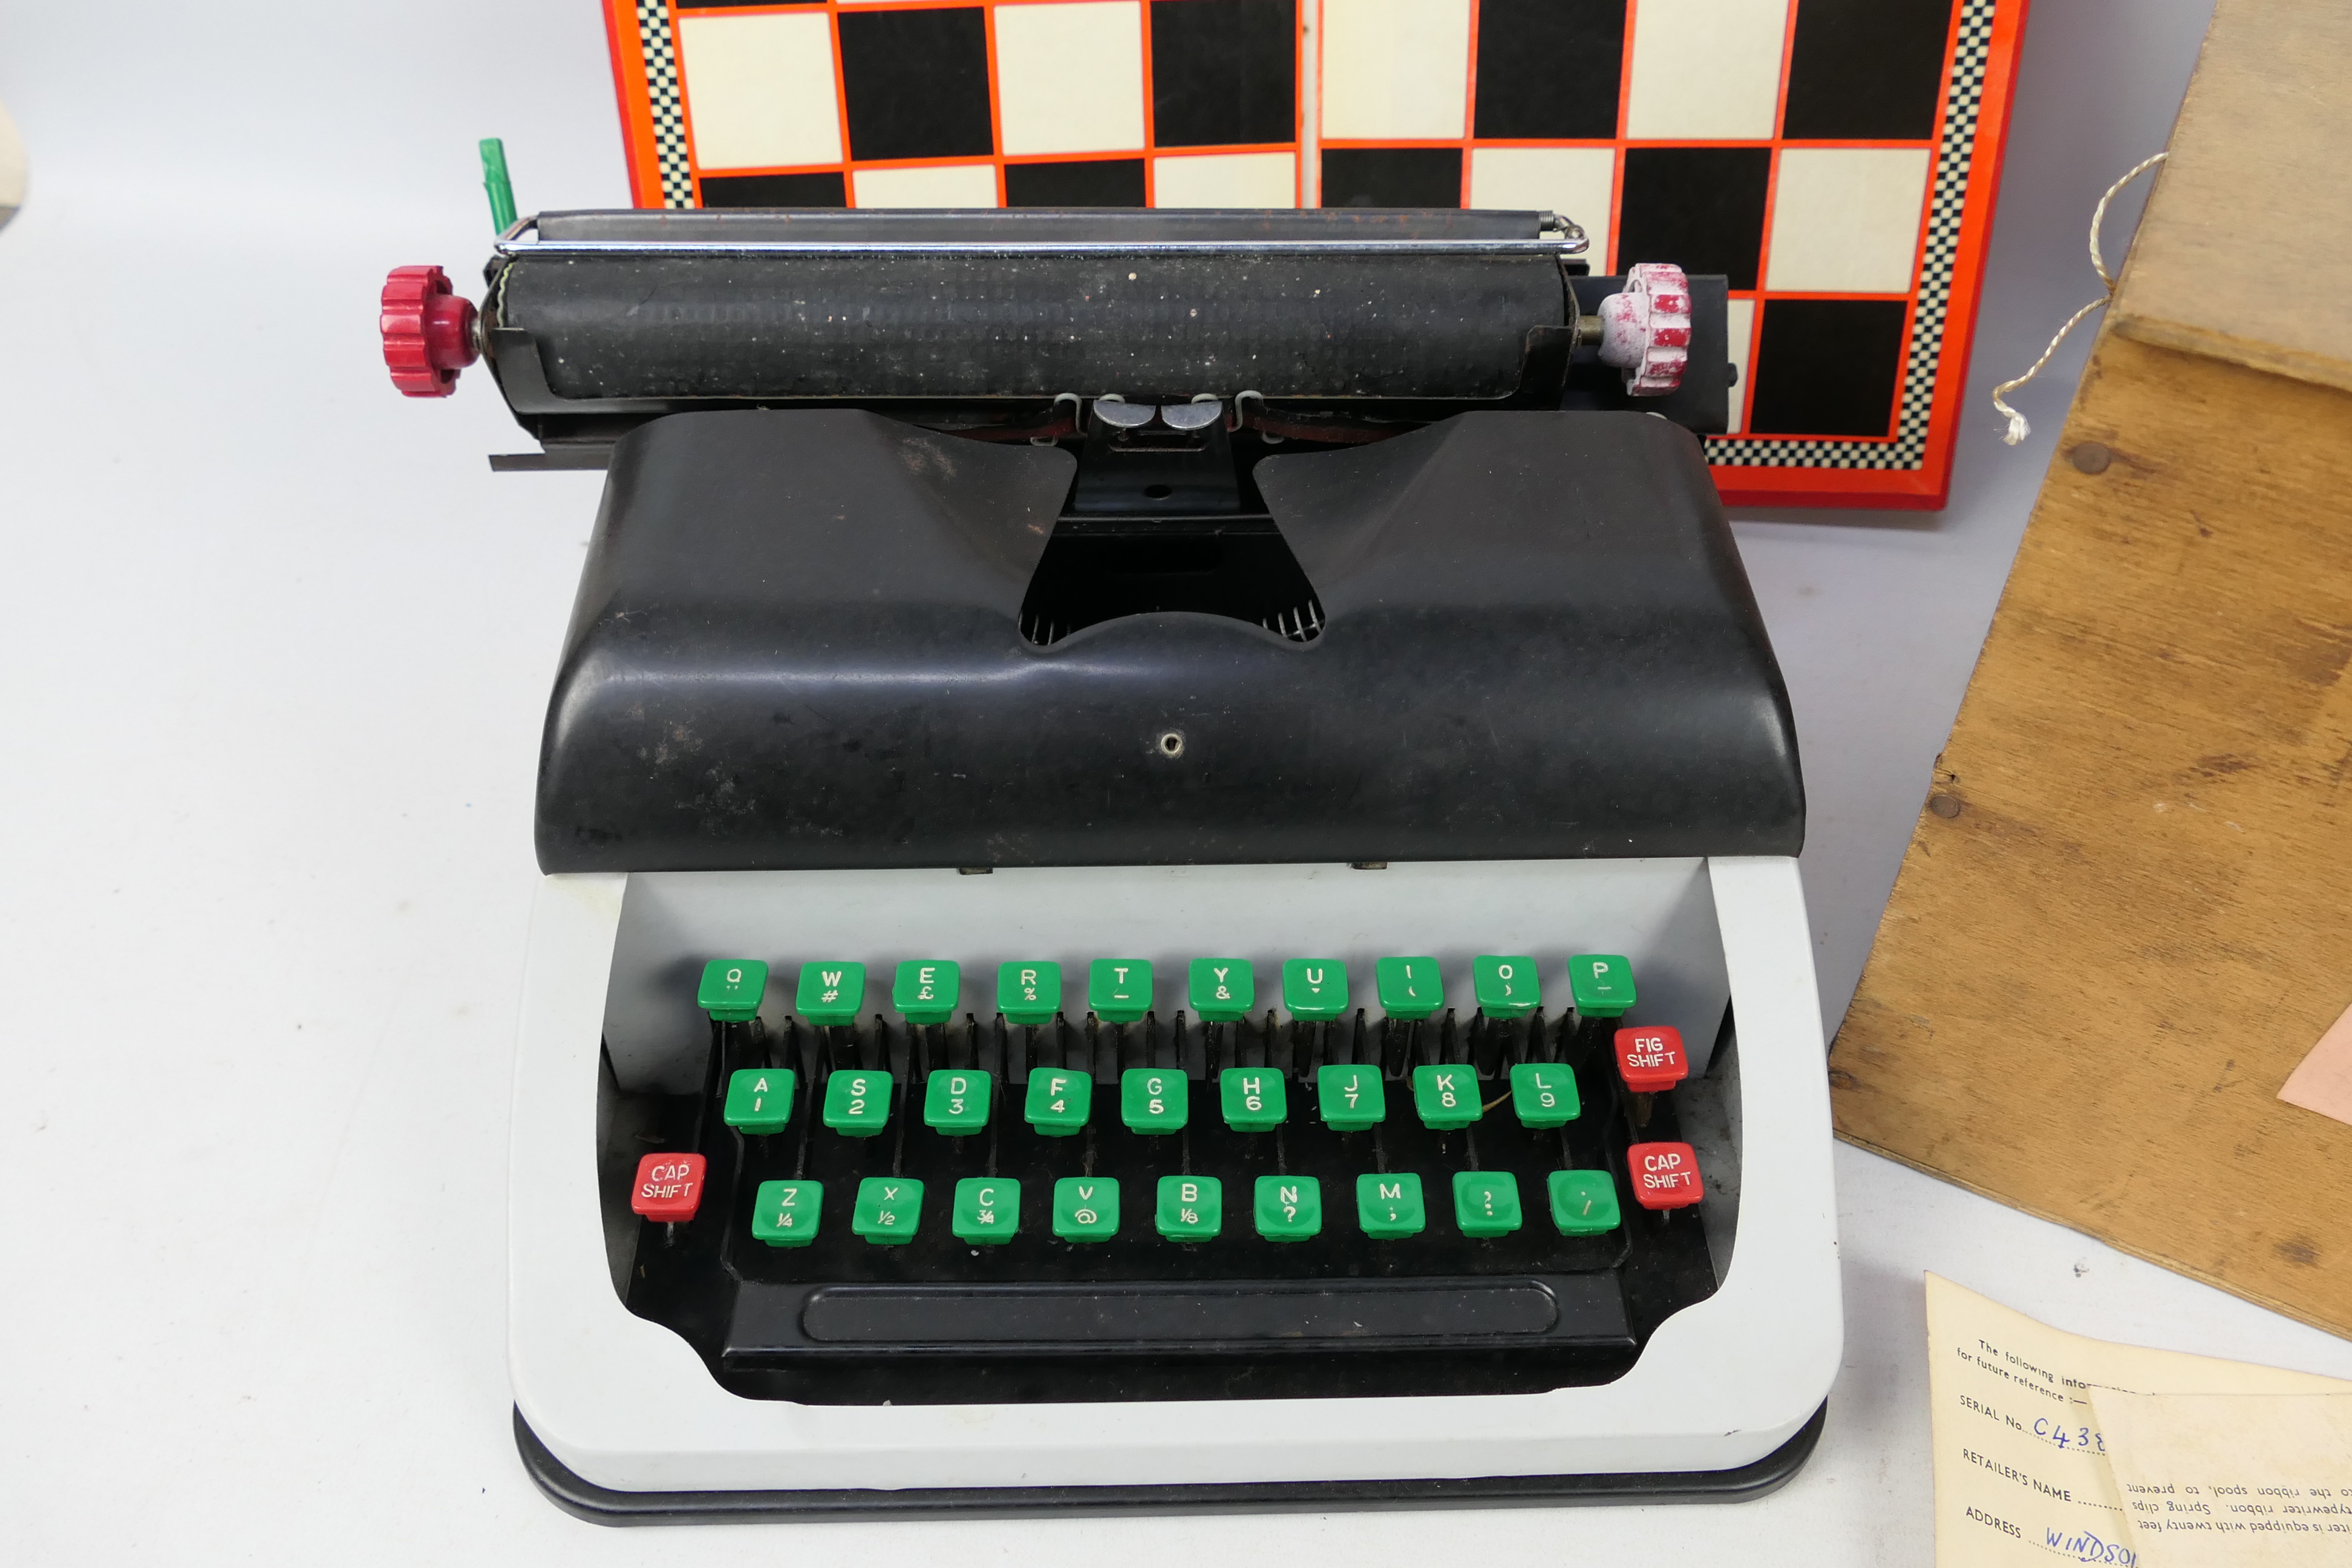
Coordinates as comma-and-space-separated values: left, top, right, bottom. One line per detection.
9, 1, 2348, 1560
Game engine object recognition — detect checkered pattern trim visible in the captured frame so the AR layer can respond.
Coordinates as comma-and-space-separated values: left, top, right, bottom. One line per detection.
637, 0, 695, 208
1706, 0, 1995, 471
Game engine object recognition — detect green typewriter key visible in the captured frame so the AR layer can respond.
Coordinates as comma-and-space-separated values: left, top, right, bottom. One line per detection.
1548, 1169, 1622, 1235
1187, 957, 1254, 1022
951, 1176, 1020, 1245
1155, 1175, 1221, 1242
851, 1175, 923, 1244
1509, 1062, 1580, 1128
1088, 959, 1153, 1023
1254, 1174, 1322, 1241
723, 1067, 796, 1134
923, 1068, 991, 1135
1375, 956, 1444, 1021
1025, 1068, 1091, 1135
1317, 1063, 1386, 1130
1472, 954, 1540, 1018
1411, 1063, 1481, 1129
697, 959, 767, 1022
796, 961, 866, 1027
1220, 1067, 1286, 1131
1281, 958, 1350, 1021
823, 1069, 892, 1135
749, 1180, 822, 1247
1569, 954, 1636, 1019
1452, 1171, 1524, 1238
892, 959, 961, 1026
998, 961, 1062, 1026
1356, 1172, 1426, 1238
1052, 1175, 1119, 1241
1122, 1067, 1187, 1133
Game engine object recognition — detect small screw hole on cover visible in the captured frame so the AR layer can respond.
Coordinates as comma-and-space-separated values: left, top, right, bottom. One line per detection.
1158, 731, 1185, 757
2070, 442, 2114, 474
1929, 794, 1963, 818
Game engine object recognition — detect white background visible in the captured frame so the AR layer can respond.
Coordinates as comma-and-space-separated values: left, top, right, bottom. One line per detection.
5, 1, 2348, 1561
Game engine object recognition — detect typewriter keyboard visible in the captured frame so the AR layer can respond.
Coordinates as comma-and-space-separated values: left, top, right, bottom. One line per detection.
609, 953, 1725, 1406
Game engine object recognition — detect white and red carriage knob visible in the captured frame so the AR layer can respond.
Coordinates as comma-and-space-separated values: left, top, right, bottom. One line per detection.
379, 264, 480, 397
1596, 261, 1693, 397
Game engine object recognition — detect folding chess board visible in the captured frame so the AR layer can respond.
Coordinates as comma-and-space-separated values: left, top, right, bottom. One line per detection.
596, 0, 2026, 508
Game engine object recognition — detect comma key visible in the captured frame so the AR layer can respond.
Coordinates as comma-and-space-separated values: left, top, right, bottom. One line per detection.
1626, 1141, 1704, 1210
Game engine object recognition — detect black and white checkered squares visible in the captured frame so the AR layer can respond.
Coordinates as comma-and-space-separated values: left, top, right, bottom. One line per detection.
606, 0, 2017, 501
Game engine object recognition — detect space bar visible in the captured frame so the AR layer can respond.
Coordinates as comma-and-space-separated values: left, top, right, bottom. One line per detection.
799, 1281, 1561, 1344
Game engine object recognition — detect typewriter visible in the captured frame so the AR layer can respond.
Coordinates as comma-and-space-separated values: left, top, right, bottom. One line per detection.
381, 207, 1838, 1521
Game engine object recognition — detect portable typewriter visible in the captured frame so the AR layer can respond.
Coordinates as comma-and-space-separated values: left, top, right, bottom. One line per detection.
381, 207, 1838, 1520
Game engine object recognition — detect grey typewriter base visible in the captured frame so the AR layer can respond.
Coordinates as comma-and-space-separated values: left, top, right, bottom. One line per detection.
514, 1402, 1826, 1524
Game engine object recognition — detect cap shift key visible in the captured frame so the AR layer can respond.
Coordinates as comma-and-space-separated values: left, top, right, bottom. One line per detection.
631, 1152, 707, 1222
1627, 1142, 1703, 1211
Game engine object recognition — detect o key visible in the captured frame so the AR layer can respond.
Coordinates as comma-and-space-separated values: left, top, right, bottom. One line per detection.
1626, 1141, 1703, 1210
1614, 1025, 1688, 1093
631, 1152, 707, 1222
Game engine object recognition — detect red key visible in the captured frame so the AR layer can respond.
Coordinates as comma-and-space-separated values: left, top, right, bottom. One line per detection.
630, 1152, 707, 1222
1615, 1025, 1689, 1093
1627, 1142, 1704, 1210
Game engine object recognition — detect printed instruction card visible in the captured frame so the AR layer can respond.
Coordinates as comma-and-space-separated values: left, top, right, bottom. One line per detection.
1927, 1273, 2352, 1565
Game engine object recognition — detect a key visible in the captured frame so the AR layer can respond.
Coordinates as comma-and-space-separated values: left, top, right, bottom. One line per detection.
1374, 956, 1443, 1021
1452, 1171, 1524, 1237
1253, 1174, 1322, 1241
1410, 1063, 1480, 1129
1155, 1174, 1221, 1241
1317, 1062, 1386, 1129
998, 960, 1061, 1026
1025, 1067, 1091, 1134
1220, 1067, 1286, 1130
1569, 954, 1636, 1019
1282, 958, 1350, 1021
923, 1068, 991, 1134
893, 959, 961, 1026
1547, 1169, 1622, 1235
630, 1153, 705, 1222
1051, 1175, 1119, 1241
1508, 1062, 1579, 1128
796, 961, 866, 1027
1472, 954, 1540, 1018
749, 1179, 822, 1247
1615, 1025, 1689, 1092
851, 1175, 924, 1243
1088, 959, 1152, 1024
1627, 1141, 1704, 1210
1122, 1067, 1187, 1133
1188, 957, 1255, 1022
697, 959, 767, 1022
1355, 1172, 1426, 1238
723, 1067, 796, 1134
951, 1177, 1019, 1244
823, 1068, 892, 1135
